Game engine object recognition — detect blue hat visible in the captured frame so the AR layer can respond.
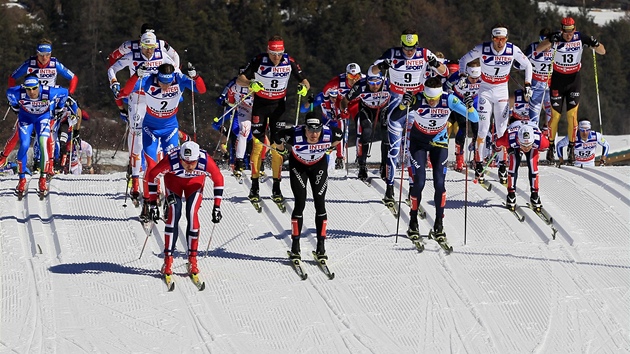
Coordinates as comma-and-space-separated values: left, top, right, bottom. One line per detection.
37, 43, 52, 54
157, 72, 175, 84
23, 76, 39, 89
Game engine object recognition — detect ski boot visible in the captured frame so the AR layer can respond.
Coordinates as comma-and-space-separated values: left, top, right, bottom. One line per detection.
455, 154, 464, 172
432, 220, 447, 243
161, 255, 173, 275
567, 142, 575, 164
187, 254, 199, 275
498, 161, 508, 185
407, 216, 420, 240
288, 251, 301, 260
383, 184, 395, 206
546, 141, 555, 162
530, 191, 542, 212
130, 176, 141, 205
15, 177, 26, 198
506, 191, 516, 211
248, 178, 260, 201
357, 164, 368, 181
474, 161, 485, 183
38, 176, 48, 196
271, 179, 284, 203
335, 157, 344, 170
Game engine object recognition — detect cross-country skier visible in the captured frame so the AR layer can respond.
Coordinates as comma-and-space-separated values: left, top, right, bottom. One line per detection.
556, 119, 609, 167
274, 113, 342, 260
107, 23, 180, 68
143, 141, 224, 276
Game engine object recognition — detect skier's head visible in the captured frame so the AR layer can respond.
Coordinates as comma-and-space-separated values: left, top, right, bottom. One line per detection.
304, 112, 323, 143
180, 141, 200, 171
366, 65, 384, 92
157, 63, 176, 87
267, 35, 284, 65
466, 58, 481, 81
140, 23, 155, 36
36, 39, 53, 65
140, 32, 158, 57
561, 17, 576, 41
326, 88, 339, 101
491, 23, 509, 51
423, 77, 444, 107
539, 28, 551, 42
517, 124, 535, 152
23, 75, 40, 98
400, 29, 418, 58
578, 119, 592, 139
346, 63, 362, 85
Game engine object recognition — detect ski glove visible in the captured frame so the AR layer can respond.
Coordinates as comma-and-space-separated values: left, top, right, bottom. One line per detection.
136, 63, 148, 77
590, 36, 600, 47
463, 93, 474, 109
110, 82, 120, 97
10, 104, 19, 114
276, 147, 289, 157
377, 59, 391, 72
548, 31, 562, 44
249, 80, 264, 93
119, 107, 129, 123
212, 206, 222, 223
457, 74, 468, 90
297, 84, 308, 97
401, 91, 414, 107
599, 157, 606, 166
187, 62, 197, 78
427, 53, 440, 68
148, 200, 160, 222
68, 114, 79, 127
524, 83, 533, 101
72, 129, 81, 147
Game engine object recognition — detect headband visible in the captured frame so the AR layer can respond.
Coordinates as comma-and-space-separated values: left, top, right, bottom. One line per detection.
268, 40, 284, 52
491, 27, 508, 37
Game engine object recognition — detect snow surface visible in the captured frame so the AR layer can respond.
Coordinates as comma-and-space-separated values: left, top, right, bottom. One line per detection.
538, 1, 628, 25
1, 141, 629, 353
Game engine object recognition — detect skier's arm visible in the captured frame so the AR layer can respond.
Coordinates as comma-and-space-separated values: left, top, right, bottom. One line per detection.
203, 154, 224, 208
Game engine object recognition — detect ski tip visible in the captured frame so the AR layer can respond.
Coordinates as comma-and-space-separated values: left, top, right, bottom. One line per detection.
199, 282, 206, 291
328, 273, 335, 280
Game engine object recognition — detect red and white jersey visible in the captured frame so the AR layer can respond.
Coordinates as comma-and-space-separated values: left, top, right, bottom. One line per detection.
374, 47, 444, 94
499, 120, 546, 150
321, 73, 361, 118
227, 81, 253, 108
108, 39, 180, 68
459, 42, 532, 85
107, 42, 178, 84
145, 148, 224, 206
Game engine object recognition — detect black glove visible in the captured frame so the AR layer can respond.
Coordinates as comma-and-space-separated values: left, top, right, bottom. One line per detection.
307, 93, 315, 104
148, 200, 160, 222
377, 59, 391, 72
73, 128, 81, 147
548, 31, 562, 44
401, 91, 414, 107
216, 95, 228, 107
427, 54, 440, 68
463, 93, 474, 109
119, 107, 129, 123
212, 205, 222, 223
590, 36, 600, 47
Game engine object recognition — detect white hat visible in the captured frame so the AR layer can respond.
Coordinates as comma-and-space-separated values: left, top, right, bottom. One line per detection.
517, 125, 535, 147
180, 141, 200, 162
579, 120, 592, 130
346, 63, 361, 76
140, 32, 157, 48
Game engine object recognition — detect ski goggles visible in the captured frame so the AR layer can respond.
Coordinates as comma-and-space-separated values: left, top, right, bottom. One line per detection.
268, 50, 284, 57
140, 42, 158, 49
327, 89, 339, 97
347, 73, 361, 80
367, 77, 383, 86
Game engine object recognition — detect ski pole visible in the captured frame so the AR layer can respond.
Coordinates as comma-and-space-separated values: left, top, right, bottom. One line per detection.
191, 79, 197, 142
294, 94, 302, 126
111, 123, 129, 159
395, 105, 410, 242
212, 91, 253, 125
2, 107, 10, 121
205, 223, 217, 256
592, 49, 603, 134
464, 108, 470, 245
138, 223, 152, 259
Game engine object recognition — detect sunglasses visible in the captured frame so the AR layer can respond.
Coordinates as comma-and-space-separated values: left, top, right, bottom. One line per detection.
347, 73, 361, 80
423, 92, 441, 101
24, 86, 39, 91
141, 43, 157, 49
367, 79, 383, 86
268, 50, 284, 56
492, 37, 507, 42
562, 26, 575, 33
402, 46, 416, 51
37, 52, 51, 56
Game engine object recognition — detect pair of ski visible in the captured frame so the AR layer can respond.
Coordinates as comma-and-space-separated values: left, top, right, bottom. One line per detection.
503, 202, 558, 239
16, 189, 49, 201
382, 198, 426, 219
163, 270, 205, 292
405, 209, 452, 254
249, 195, 287, 213
288, 251, 335, 280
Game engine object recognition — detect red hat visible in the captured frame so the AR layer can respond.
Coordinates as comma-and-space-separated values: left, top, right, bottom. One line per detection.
561, 17, 575, 30
268, 40, 284, 53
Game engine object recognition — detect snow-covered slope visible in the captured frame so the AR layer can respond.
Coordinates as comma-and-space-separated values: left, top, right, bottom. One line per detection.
1, 162, 628, 353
